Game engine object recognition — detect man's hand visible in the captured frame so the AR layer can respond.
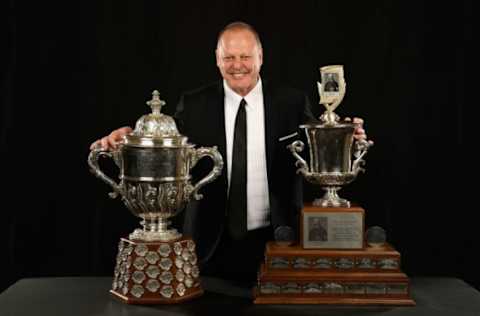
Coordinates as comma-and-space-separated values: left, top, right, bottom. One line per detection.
345, 117, 374, 144
89, 126, 133, 151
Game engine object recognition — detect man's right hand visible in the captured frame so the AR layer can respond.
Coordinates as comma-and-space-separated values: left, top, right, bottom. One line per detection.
89, 126, 133, 151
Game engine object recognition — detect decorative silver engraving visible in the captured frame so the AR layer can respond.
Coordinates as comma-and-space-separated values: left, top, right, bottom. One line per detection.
146, 265, 160, 279
183, 262, 192, 275
186, 240, 195, 252
366, 283, 386, 294
176, 283, 186, 296
175, 256, 184, 269
357, 258, 376, 269
130, 285, 145, 298
132, 271, 146, 284
159, 271, 173, 284
181, 249, 191, 262
158, 243, 171, 257
122, 285, 129, 295
378, 258, 399, 270
173, 242, 183, 255
146, 279, 161, 293
281, 282, 301, 293
159, 257, 173, 271
190, 253, 197, 265
133, 257, 147, 270
112, 279, 118, 291
293, 257, 311, 269
123, 272, 131, 283
146, 251, 160, 264
134, 244, 149, 257
345, 283, 365, 294
323, 282, 343, 294
126, 256, 132, 268
184, 275, 194, 288
124, 245, 134, 256
303, 283, 322, 293
191, 265, 200, 278
335, 258, 354, 269
160, 285, 174, 298
270, 257, 289, 268
260, 282, 281, 294
314, 258, 332, 269
176, 269, 185, 282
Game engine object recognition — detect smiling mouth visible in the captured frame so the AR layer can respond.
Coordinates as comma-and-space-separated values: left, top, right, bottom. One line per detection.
231, 73, 248, 79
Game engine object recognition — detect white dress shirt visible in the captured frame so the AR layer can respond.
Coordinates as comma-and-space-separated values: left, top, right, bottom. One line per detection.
223, 78, 270, 230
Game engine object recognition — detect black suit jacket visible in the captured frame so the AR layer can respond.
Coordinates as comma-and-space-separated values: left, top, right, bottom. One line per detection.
174, 80, 315, 264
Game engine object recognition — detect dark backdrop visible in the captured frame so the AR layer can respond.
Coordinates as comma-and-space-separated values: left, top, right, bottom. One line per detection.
1, 0, 473, 293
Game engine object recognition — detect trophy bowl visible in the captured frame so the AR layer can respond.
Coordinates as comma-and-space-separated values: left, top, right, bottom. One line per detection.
289, 122, 370, 207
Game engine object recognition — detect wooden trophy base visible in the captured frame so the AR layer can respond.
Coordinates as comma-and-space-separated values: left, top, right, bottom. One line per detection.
110, 236, 203, 304
254, 205, 415, 306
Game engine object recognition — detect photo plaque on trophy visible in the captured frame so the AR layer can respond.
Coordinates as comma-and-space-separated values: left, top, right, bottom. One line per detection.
254, 66, 415, 306
88, 91, 223, 304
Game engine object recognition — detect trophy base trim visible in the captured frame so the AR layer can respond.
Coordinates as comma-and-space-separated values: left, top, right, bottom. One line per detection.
110, 288, 203, 305
129, 228, 181, 242
312, 197, 350, 208
253, 292, 415, 306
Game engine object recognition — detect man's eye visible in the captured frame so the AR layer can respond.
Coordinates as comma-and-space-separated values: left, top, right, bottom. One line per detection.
223, 56, 234, 61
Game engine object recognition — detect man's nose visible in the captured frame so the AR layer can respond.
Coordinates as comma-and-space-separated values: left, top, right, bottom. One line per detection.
232, 59, 243, 69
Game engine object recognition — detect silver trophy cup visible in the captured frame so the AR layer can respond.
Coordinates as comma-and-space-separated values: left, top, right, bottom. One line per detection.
288, 65, 371, 207
88, 90, 224, 241
88, 90, 223, 303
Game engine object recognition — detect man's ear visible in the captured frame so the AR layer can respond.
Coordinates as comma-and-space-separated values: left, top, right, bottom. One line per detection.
215, 49, 221, 67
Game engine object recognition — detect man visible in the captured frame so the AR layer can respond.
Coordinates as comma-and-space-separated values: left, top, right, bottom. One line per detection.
90, 22, 368, 285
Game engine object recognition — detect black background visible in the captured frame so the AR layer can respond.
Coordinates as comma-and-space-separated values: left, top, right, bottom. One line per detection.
1, 1, 473, 293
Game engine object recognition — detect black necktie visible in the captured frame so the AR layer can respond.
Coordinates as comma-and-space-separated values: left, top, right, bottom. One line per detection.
227, 98, 247, 240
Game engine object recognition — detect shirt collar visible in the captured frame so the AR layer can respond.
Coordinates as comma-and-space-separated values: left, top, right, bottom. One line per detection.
223, 77, 263, 107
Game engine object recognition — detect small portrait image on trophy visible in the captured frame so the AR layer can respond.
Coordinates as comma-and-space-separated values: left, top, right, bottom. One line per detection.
322, 73, 339, 92
307, 216, 328, 242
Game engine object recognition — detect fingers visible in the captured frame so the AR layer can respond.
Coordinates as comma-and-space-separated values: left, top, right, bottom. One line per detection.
89, 126, 133, 151
352, 117, 364, 125
89, 140, 100, 150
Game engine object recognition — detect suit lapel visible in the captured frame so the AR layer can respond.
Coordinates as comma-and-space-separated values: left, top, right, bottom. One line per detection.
208, 81, 228, 191
262, 80, 277, 180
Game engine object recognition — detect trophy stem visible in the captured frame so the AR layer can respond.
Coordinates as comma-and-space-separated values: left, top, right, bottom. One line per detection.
313, 186, 350, 208
130, 217, 181, 242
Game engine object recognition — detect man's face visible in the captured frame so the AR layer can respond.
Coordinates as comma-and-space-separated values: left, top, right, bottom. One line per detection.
216, 29, 263, 96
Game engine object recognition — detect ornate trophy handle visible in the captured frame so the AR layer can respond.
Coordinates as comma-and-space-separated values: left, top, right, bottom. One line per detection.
189, 146, 224, 200
287, 140, 310, 176
88, 148, 123, 199
352, 139, 373, 175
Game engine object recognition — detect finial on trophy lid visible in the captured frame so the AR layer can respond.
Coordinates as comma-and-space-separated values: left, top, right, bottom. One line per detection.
146, 90, 165, 115
132, 90, 180, 138
318, 65, 346, 125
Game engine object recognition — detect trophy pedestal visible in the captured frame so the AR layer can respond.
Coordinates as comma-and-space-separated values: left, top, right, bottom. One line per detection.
110, 237, 203, 304
254, 205, 415, 305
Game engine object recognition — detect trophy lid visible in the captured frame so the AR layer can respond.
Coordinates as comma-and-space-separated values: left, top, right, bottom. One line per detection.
124, 90, 189, 147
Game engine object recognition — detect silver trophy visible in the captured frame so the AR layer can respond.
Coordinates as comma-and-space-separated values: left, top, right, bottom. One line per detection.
88, 90, 223, 303
288, 65, 372, 207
